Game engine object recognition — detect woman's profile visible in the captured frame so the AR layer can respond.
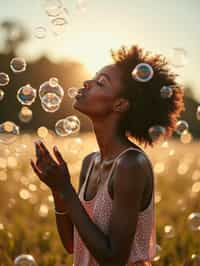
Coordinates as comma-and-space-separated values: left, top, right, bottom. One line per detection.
31, 44, 185, 265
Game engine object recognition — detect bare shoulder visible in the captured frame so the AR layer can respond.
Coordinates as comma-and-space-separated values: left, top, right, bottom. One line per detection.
78, 151, 97, 194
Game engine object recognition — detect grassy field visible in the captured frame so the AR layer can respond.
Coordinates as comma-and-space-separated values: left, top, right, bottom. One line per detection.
0, 132, 199, 266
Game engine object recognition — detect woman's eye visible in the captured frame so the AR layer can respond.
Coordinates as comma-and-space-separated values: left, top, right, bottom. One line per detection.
96, 81, 103, 87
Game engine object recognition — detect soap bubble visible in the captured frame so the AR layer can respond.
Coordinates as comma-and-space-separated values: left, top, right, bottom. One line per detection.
39, 79, 64, 100
131, 63, 154, 82
175, 120, 189, 135
42, 0, 63, 17
10, 57, 27, 73
55, 119, 69, 136
196, 106, 200, 120
14, 254, 37, 266
169, 48, 187, 68
187, 212, 200, 231
34, 26, 47, 39
64, 115, 80, 135
51, 17, 67, 35
148, 125, 166, 142
41, 93, 61, 112
152, 243, 162, 262
0, 72, 9, 86
0, 121, 20, 145
76, 0, 88, 13
18, 106, 33, 123
163, 225, 175, 238
160, 85, 173, 99
37, 126, 49, 138
0, 89, 4, 101
17, 84, 37, 105
67, 87, 79, 98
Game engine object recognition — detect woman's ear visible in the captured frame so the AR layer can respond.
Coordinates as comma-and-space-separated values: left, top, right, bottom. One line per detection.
113, 98, 130, 113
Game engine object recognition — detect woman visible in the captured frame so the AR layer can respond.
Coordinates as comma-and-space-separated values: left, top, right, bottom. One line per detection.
31, 44, 185, 265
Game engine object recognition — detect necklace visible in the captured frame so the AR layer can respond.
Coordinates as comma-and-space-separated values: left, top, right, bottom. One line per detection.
96, 154, 116, 185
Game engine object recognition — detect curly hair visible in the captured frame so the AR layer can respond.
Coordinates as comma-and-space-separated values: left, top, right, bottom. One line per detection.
110, 44, 185, 147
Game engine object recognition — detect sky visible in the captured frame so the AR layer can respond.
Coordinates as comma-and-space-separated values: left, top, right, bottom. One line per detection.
0, 0, 200, 99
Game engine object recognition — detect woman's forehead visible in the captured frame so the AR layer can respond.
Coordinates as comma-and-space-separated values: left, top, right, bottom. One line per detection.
97, 65, 122, 86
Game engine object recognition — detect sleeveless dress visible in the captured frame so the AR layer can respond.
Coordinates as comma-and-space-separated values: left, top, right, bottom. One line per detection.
73, 147, 156, 266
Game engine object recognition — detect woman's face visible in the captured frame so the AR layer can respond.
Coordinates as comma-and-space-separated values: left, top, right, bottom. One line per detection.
73, 64, 127, 118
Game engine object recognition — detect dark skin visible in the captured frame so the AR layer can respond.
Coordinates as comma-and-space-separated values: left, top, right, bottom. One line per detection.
31, 64, 153, 265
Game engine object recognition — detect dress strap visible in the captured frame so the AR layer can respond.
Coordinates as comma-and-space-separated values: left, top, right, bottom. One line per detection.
106, 147, 153, 184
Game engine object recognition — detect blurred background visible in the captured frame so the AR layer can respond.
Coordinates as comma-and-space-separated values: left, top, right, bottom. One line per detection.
0, 0, 200, 265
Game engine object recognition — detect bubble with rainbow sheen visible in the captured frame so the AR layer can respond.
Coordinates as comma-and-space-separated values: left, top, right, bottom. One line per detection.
131, 63, 154, 82
17, 84, 37, 105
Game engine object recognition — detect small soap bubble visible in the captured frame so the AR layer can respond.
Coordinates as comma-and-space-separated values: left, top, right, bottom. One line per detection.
43, 0, 63, 17
18, 106, 33, 123
160, 85, 173, 99
0, 89, 5, 101
55, 119, 69, 136
152, 243, 162, 262
0, 72, 9, 86
163, 225, 175, 238
196, 106, 200, 120
49, 77, 59, 87
37, 126, 49, 138
39, 79, 64, 100
64, 115, 80, 135
17, 84, 37, 105
41, 93, 61, 112
34, 26, 47, 39
131, 63, 154, 82
148, 125, 166, 142
10, 57, 27, 73
175, 120, 189, 135
14, 254, 37, 266
0, 121, 20, 145
169, 48, 187, 68
187, 212, 200, 231
51, 17, 67, 35
76, 0, 88, 13
67, 87, 79, 98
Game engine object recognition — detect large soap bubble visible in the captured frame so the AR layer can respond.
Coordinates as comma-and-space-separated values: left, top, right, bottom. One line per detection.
14, 254, 37, 266
17, 84, 37, 105
0, 121, 20, 145
39, 78, 64, 100
55, 118, 69, 136
132, 63, 154, 82
10, 57, 27, 73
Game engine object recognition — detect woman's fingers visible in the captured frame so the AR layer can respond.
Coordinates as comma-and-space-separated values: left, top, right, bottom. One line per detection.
30, 159, 43, 179
36, 141, 55, 165
53, 146, 65, 165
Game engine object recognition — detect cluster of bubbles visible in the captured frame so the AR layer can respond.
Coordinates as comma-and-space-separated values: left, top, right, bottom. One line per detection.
34, 0, 71, 38
39, 77, 64, 112
131, 48, 191, 143
0, 56, 82, 143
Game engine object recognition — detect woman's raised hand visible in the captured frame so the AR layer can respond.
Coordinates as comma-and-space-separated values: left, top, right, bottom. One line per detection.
30, 140, 71, 194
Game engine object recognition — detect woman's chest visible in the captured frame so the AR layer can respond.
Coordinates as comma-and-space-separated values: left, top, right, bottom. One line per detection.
83, 163, 114, 202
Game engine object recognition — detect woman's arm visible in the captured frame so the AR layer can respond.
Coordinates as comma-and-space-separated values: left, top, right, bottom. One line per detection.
53, 152, 96, 254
